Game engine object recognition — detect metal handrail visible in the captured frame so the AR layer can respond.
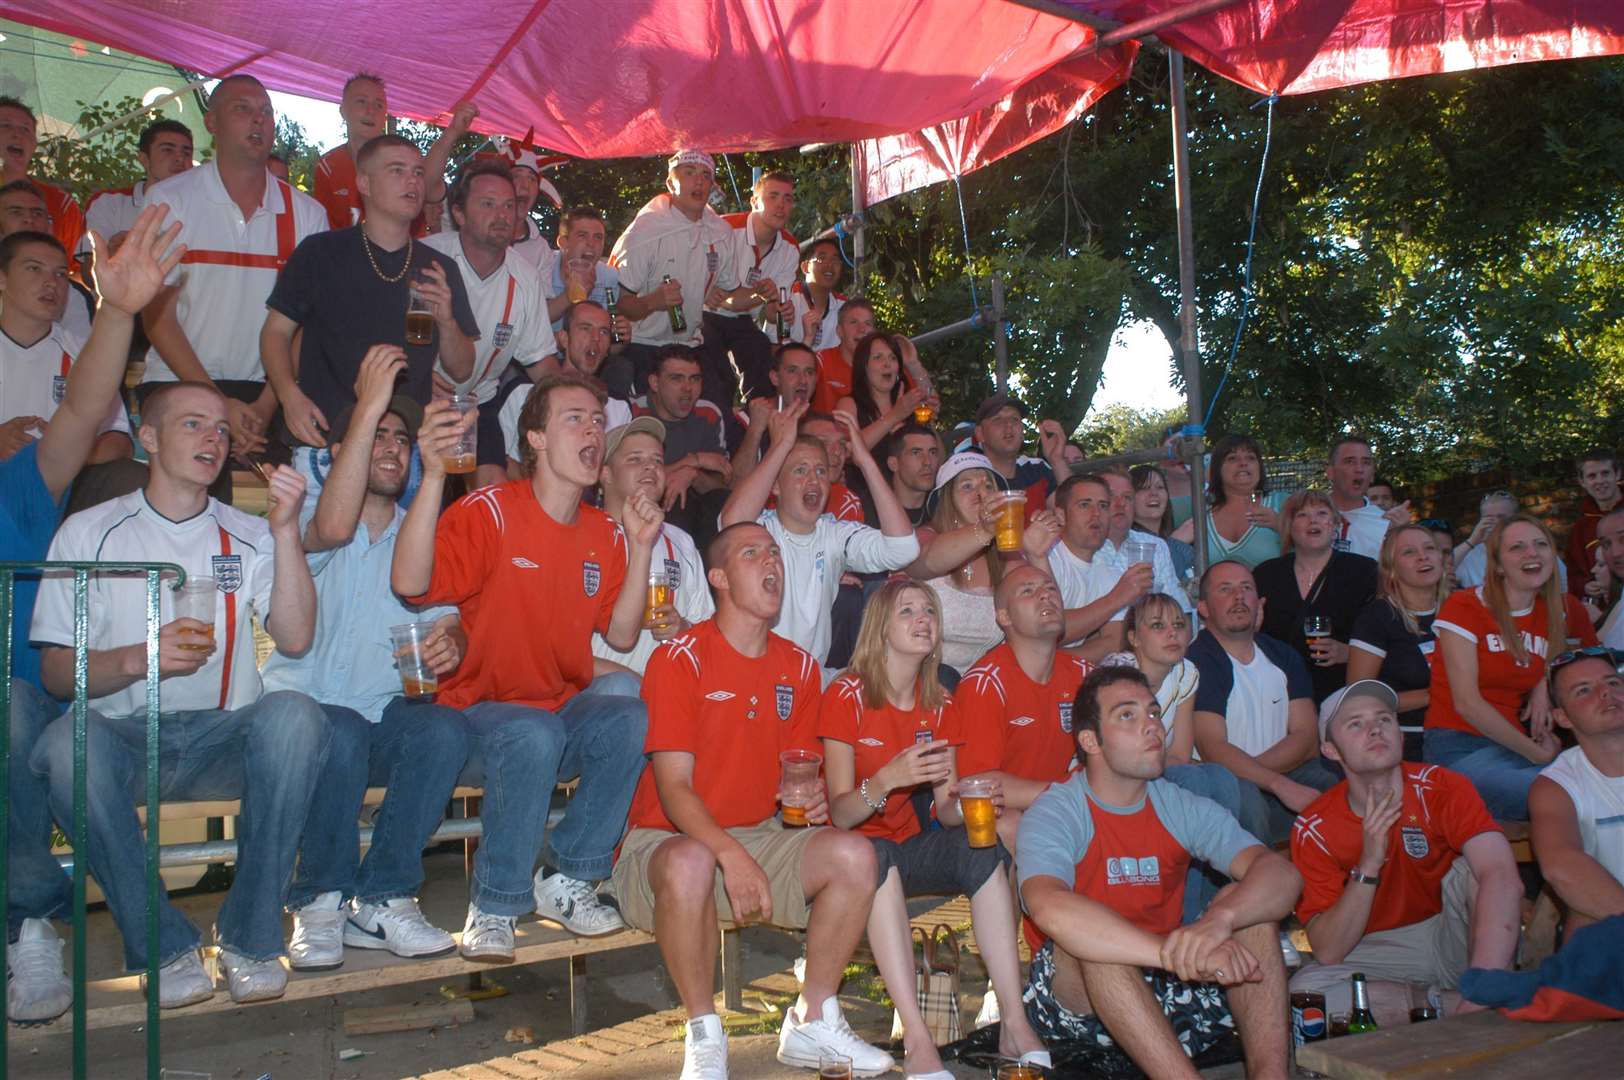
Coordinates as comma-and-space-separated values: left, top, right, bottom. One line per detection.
2, 561, 183, 1080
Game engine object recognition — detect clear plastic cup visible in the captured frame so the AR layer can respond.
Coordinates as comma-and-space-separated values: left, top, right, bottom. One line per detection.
390, 621, 439, 700
778, 749, 822, 827
992, 492, 1026, 553
959, 777, 999, 848
444, 394, 477, 474
173, 576, 216, 652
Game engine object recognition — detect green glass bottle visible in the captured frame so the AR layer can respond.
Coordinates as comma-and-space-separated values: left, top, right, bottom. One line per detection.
1347, 973, 1379, 1034
664, 274, 686, 334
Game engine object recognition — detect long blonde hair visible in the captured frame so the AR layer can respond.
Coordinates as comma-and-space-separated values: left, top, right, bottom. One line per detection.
929, 468, 1005, 587
1481, 514, 1566, 666
1377, 524, 1450, 636
844, 578, 946, 712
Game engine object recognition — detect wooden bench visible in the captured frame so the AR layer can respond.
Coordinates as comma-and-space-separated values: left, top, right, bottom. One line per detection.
1295, 1008, 1624, 1078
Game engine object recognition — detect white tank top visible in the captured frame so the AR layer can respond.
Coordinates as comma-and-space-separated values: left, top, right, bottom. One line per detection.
926, 576, 1004, 675
1542, 746, 1624, 885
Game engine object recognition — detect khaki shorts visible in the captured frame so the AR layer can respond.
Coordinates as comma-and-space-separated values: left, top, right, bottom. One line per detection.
611, 820, 821, 933
1289, 858, 1475, 1012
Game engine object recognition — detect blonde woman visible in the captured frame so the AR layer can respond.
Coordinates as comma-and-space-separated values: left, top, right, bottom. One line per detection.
1348, 525, 1449, 760
820, 580, 1047, 1077
1425, 515, 1597, 819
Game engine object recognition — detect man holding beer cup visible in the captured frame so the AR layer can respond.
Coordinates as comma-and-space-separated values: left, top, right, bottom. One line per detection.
1019, 666, 1301, 1079
32, 377, 330, 1007
263, 134, 480, 450
611, 521, 893, 1079
262, 345, 475, 970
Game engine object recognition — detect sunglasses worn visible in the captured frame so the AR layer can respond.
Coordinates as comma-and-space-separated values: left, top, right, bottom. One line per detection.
1547, 646, 1624, 693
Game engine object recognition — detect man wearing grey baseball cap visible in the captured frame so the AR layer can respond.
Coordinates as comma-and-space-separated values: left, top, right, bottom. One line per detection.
1287, 679, 1521, 1022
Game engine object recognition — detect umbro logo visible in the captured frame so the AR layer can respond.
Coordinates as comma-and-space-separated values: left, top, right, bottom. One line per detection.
1010, 715, 1036, 727
704, 691, 736, 701
859, 737, 884, 747
511, 557, 539, 569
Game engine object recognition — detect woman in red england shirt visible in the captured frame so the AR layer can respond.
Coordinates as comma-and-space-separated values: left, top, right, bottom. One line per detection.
820, 579, 1047, 1078
1425, 515, 1597, 819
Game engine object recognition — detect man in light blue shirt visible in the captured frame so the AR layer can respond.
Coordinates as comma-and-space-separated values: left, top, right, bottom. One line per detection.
264, 346, 470, 970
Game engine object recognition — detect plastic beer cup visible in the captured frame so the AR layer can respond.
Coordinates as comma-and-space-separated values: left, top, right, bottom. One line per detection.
406, 290, 434, 345
993, 491, 1026, 553
646, 570, 676, 630
443, 394, 478, 474
960, 777, 998, 848
779, 749, 822, 827
174, 576, 217, 652
390, 622, 439, 700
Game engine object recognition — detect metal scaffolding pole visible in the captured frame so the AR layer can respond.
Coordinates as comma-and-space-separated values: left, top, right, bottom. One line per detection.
849, 143, 867, 293
992, 276, 1010, 392
1170, 50, 1209, 576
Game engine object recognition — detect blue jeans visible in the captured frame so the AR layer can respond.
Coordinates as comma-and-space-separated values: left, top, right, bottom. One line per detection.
29, 691, 330, 971
1162, 762, 1246, 924
1231, 757, 1343, 848
1423, 729, 1540, 821
289, 698, 471, 910
457, 673, 646, 916
8, 680, 71, 937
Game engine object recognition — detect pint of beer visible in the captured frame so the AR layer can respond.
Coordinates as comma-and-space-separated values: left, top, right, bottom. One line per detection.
406, 290, 434, 346
779, 749, 822, 827
391, 622, 439, 701
443, 395, 478, 474
959, 777, 999, 848
993, 492, 1026, 553
174, 576, 217, 652
645, 570, 676, 630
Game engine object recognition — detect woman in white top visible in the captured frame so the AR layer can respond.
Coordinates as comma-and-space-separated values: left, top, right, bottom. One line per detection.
1104, 592, 1247, 921
902, 451, 1059, 682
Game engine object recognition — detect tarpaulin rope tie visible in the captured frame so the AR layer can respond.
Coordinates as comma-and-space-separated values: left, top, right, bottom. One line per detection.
951, 172, 982, 315
722, 153, 744, 210
1202, 92, 1279, 431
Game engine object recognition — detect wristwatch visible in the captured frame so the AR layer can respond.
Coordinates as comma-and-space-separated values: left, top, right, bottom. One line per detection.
1348, 868, 1380, 886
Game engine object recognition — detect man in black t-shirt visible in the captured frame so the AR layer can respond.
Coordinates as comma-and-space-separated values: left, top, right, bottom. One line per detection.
885, 422, 940, 529
633, 345, 730, 550
262, 135, 480, 448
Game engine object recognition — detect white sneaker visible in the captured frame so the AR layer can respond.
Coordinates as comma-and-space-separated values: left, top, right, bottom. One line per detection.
680, 1012, 729, 1079
533, 871, 626, 936
288, 891, 346, 971
7, 918, 71, 1022
142, 950, 214, 1010
973, 987, 1000, 1029
777, 994, 893, 1077
217, 948, 288, 1003
346, 897, 457, 958
459, 904, 516, 962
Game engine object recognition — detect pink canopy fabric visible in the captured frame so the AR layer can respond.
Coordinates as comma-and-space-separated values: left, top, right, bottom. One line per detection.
6, 0, 1620, 205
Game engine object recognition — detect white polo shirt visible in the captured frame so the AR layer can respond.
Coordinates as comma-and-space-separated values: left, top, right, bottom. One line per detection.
1333, 498, 1390, 561
707, 211, 799, 322
0, 323, 130, 439
142, 162, 327, 384
610, 194, 738, 348
1048, 538, 1128, 623
76, 181, 149, 259
499, 382, 632, 464
788, 281, 845, 350
592, 522, 714, 675
422, 232, 556, 403
32, 491, 279, 717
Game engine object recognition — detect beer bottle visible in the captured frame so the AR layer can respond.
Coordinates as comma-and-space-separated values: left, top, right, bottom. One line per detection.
663, 274, 687, 334
605, 288, 623, 344
776, 286, 790, 344
1347, 973, 1379, 1034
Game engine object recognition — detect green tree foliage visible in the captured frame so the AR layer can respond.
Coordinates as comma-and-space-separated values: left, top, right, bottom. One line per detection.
273, 113, 320, 192
1073, 403, 1188, 457
34, 95, 175, 201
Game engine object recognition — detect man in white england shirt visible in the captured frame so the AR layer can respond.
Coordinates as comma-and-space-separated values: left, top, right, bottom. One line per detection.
704, 170, 800, 404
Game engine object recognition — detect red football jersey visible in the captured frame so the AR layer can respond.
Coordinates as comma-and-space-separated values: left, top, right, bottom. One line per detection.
955, 643, 1090, 783
818, 674, 961, 842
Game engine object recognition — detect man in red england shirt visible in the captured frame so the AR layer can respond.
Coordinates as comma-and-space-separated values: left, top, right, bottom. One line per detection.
1020, 666, 1299, 1080
609, 521, 892, 1080
0, 97, 86, 275
1290, 680, 1520, 1022
809, 300, 874, 414
957, 562, 1092, 852
392, 373, 663, 959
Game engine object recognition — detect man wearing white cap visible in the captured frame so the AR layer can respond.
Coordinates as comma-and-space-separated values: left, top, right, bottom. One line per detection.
1288, 679, 1520, 1022
608, 150, 755, 406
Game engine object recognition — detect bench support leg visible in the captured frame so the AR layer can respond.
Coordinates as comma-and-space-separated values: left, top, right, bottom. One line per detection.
569, 954, 589, 1034
721, 928, 743, 1012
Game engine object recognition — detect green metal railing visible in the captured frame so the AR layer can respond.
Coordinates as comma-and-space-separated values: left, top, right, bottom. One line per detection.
1, 561, 183, 1080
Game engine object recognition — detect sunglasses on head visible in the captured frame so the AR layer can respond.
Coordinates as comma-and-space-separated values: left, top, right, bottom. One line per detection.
1418, 518, 1453, 534
1546, 646, 1624, 693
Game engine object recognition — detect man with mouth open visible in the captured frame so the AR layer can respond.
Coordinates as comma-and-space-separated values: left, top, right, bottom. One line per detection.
140, 76, 328, 485
0, 96, 86, 277
719, 402, 917, 674
609, 520, 895, 1080
263, 133, 479, 454
393, 372, 661, 957
1289, 680, 1519, 1023
1326, 433, 1403, 560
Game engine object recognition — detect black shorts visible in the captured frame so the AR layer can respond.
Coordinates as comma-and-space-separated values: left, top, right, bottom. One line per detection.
475, 393, 508, 468
870, 824, 1009, 898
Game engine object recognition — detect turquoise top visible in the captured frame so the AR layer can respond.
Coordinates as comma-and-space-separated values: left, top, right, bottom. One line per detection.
1202, 489, 1288, 569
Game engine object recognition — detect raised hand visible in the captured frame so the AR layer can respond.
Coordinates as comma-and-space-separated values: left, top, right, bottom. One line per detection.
91, 203, 186, 316
263, 464, 308, 533
354, 344, 408, 413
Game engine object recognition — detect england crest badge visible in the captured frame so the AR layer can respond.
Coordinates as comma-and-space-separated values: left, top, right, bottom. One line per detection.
1058, 701, 1074, 733
1401, 825, 1429, 859
210, 554, 243, 594
582, 560, 601, 597
492, 322, 514, 349
775, 683, 794, 721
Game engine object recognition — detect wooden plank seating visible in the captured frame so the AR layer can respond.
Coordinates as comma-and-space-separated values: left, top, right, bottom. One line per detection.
1293, 1009, 1623, 1079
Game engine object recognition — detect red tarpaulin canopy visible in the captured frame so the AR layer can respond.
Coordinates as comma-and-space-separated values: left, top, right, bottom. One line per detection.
4, 0, 1621, 203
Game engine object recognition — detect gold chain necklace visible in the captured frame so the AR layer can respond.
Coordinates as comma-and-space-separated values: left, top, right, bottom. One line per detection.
361, 226, 412, 284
